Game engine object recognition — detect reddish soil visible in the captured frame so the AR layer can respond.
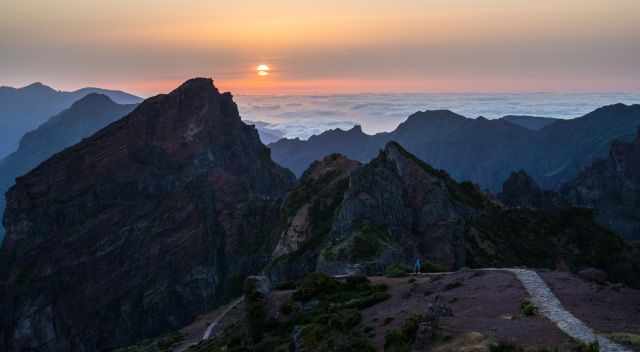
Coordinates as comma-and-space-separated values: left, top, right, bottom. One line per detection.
541, 271, 640, 335
363, 271, 576, 350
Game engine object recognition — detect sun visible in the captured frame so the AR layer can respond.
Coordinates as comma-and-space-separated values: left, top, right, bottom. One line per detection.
257, 64, 270, 76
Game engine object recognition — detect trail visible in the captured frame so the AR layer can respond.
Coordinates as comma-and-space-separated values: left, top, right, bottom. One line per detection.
202, 296, 245, 340
498, 269, 630, 352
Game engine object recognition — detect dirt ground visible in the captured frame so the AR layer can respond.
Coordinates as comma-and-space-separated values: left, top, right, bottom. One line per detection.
173, 270, 640, 351
363, 271, 576, 350
541, 271, 640, 350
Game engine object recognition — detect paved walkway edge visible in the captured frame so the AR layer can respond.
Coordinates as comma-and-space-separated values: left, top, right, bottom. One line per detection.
499, 269, 630, 352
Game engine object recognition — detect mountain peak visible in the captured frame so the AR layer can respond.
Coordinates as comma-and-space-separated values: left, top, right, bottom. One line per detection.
170, 77, 219, 96
21, 82, 56, 93
69, 93, 116, 110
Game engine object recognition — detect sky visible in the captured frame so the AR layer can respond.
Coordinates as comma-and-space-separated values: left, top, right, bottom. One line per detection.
1, 0, 640, 96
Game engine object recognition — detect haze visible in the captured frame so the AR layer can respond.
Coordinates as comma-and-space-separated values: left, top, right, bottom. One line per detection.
2, 0, 639, 96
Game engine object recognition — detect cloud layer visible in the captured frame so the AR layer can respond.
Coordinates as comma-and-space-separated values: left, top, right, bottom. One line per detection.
237, 92, 640, 140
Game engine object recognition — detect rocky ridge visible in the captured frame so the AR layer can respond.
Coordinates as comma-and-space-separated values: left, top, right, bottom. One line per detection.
0, 78, 294, 351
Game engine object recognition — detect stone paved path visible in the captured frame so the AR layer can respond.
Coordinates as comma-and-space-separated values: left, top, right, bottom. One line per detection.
501, 269, 630, 352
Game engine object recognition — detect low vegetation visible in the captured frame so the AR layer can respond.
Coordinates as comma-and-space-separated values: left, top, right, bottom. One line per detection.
520, 299, 538, 316
189, 273, 389, 351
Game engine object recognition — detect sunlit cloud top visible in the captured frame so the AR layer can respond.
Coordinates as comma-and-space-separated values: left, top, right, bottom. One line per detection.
2, 0, 639, 95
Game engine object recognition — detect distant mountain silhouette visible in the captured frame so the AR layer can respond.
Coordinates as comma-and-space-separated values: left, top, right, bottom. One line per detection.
270, 104, 640, 191
500, 115, 559, 130
0, 82, 141, 158
0, 94, 136, 241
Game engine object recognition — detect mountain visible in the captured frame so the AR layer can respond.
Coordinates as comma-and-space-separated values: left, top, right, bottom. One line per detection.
0, 94, 137, 242
498, 128, 640, 240
269, 104, 640, 191
0, 78, 294, 351
0, 82, 142, 158
267, 142, 639, 287
115, 142, 640, 351
500, 115, 559, 130
270, 125, 380, 176
560, 128, 640, 240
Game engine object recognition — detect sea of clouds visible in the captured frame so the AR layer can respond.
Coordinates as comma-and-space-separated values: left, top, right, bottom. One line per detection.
235, 92, 640, 144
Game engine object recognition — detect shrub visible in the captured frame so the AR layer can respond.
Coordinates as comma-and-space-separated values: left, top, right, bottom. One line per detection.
293, 273, 340, 301
520, 300, 537, 316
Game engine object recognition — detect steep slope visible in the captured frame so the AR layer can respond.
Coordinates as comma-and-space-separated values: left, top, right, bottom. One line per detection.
0, 82, 141, 158
560, 128, 640, 240
0, 94, 136, 242
498, 128, 640, 241
500, 115, 559, 130
269, 104, 640, 191
0, 78, 294, 351
266, 142, 639, 287
534, 103, 640, 188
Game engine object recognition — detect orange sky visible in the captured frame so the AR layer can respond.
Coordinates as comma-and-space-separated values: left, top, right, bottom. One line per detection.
2, 0, 639, 96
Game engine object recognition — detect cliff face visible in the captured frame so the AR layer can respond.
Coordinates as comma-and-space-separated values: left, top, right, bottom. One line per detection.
561, 128, 640, 240
0, 94, 136, 243
0, 78, 294, 351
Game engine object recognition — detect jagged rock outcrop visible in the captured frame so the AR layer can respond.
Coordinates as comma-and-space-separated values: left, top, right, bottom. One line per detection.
0, 78, 294, 351
267, 142, 639, 286
267, 154, 360, 283
0, 94, 137, 242
561, 128, 640, 240
316, 142, 491, 275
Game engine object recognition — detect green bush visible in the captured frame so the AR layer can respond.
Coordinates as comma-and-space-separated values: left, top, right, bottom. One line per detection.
292, 272, 340, 301
520, 300, 537, 316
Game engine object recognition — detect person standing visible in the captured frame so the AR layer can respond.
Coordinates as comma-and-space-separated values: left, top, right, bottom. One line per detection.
414, 258, 422, 274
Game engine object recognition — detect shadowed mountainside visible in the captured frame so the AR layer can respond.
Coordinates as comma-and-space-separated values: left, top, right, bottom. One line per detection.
499, 128, 640, 240
500, 115, 559, 130
270, 104, 640, 191
0, 78, 294, 351
267, 143, 639, 287
0, 94, 137, 241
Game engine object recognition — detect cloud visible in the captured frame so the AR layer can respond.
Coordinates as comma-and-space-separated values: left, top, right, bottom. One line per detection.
237, 92, 640, 141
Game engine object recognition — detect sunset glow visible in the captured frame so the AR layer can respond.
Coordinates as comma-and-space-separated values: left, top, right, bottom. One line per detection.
1, 0, 639, 96
257, 64, 270, 76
